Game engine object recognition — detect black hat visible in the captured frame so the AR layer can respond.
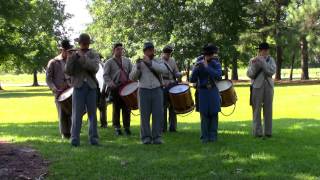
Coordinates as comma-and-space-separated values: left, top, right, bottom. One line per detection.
203, 43, 218, 55
143, 42, 154, 51
163, 45, 173, 53
60, 39, 73, 50
113, 42, 123, 49
75, 33, 92, 44
257, 42, 270, 50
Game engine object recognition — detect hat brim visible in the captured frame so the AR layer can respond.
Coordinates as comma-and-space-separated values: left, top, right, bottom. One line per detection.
74, 38, 94, 44
256, 47, 270, 50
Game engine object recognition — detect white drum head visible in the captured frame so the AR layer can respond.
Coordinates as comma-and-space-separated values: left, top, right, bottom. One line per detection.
216, 80, 232, 92
120, 82, 138, 96
96, 64, 104, 93
58, 88, 74, 102
169, 84, 189, 94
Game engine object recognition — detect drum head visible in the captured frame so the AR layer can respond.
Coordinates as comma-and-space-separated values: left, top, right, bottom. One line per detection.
120, 82, 138, 96
57, 88, 74, 102
169, 84, 189, 94
216, 80, 232, 92
96, 64, 104, 93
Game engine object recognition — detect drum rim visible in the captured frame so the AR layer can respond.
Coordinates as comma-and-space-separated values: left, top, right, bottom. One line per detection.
174, 106, 195, 114
57, 87, 74, 102
216, 80, 233, 92
169, 84, 190, 94
120, 81, 138, 96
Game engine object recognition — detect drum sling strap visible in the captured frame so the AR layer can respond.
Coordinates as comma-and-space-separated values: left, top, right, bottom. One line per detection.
143, 61, 163, 87
113, 58, 129, 79
163, 62, 177, 83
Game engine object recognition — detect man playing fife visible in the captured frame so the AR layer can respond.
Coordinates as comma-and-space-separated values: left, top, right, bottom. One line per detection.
247, 42, 276, 138
65, 33, 100, 147
130, 42, 168, 144
190, 43, 222, 143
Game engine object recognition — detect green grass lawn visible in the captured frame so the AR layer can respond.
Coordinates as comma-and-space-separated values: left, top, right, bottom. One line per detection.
0, 84, 320, 179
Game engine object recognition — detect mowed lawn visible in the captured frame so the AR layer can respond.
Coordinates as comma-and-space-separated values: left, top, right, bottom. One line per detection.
0, 84, 320, 179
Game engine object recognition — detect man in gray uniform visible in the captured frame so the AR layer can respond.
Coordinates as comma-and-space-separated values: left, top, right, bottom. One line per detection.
161, 45, 181, 132
104, 43, 133, 136
247, 42, 276, 138
46, 39, 73, 139
65, 33, 100, 146
130, 42, 168, 144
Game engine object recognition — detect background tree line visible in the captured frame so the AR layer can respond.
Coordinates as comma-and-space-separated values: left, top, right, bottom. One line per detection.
87, 0, 320, 80
0, 0, 319, 89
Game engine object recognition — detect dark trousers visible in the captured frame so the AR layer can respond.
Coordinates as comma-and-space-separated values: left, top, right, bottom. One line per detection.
163, 90, 177, 132
71, 82, 99, 145
55, 101, 72, 137
98, 92, 107, 127
111, 89, 131, 130
200, 113, 218, 142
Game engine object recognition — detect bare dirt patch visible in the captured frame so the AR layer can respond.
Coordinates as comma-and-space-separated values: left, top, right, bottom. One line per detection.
0, 140, 49, 180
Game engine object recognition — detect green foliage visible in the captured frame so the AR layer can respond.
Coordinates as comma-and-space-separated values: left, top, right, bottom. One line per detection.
87, 0, 251, 70
0, 0, 69, 73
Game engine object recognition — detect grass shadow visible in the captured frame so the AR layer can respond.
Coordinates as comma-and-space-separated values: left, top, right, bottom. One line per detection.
0, 88, 52, 98
1, 118, 320, 179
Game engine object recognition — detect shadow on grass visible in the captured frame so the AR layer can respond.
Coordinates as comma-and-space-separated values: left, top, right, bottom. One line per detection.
0, 118, 319, 179
0, 88, 52, 98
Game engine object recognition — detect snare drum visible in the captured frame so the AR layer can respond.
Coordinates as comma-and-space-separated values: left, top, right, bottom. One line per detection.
215, 80, 237, 107
57, 88, 73, 115
119, 82, 139, 110
168, 84, 194, 114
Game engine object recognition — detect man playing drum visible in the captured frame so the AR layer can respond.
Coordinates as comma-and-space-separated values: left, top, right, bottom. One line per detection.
104, 43, 133, 136
247, 42, 276, 138
65, 33, 100, 147
190, 43, 222, 143
130, 42, 168, 144
46, 39, 73, 139
161, 45, 181, 132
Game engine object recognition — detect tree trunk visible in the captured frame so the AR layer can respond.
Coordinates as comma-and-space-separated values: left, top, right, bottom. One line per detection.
289, 51, 296, 81
32, 70, 40, 86
275, 2, 282, 80
224, 60, 229, 80
231, 53, 239, 80
300, 35, 309, 80
186, 59, 191, 82
275, 45, 283, 80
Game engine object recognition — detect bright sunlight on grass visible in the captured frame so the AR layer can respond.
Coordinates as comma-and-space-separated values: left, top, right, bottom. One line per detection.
0, 84, 320, 179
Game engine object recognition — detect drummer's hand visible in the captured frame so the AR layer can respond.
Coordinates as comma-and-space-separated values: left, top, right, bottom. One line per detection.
109, 81, 117, 89
53, 88, 62, 95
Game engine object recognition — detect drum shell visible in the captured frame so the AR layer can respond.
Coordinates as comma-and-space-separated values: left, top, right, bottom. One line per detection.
169, 84, 194, 114
57, 88, 73, 115
217, 80, 237, 107
119, 82, 139, 110
220, 87, 237, 107
59, 96, 72, 115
